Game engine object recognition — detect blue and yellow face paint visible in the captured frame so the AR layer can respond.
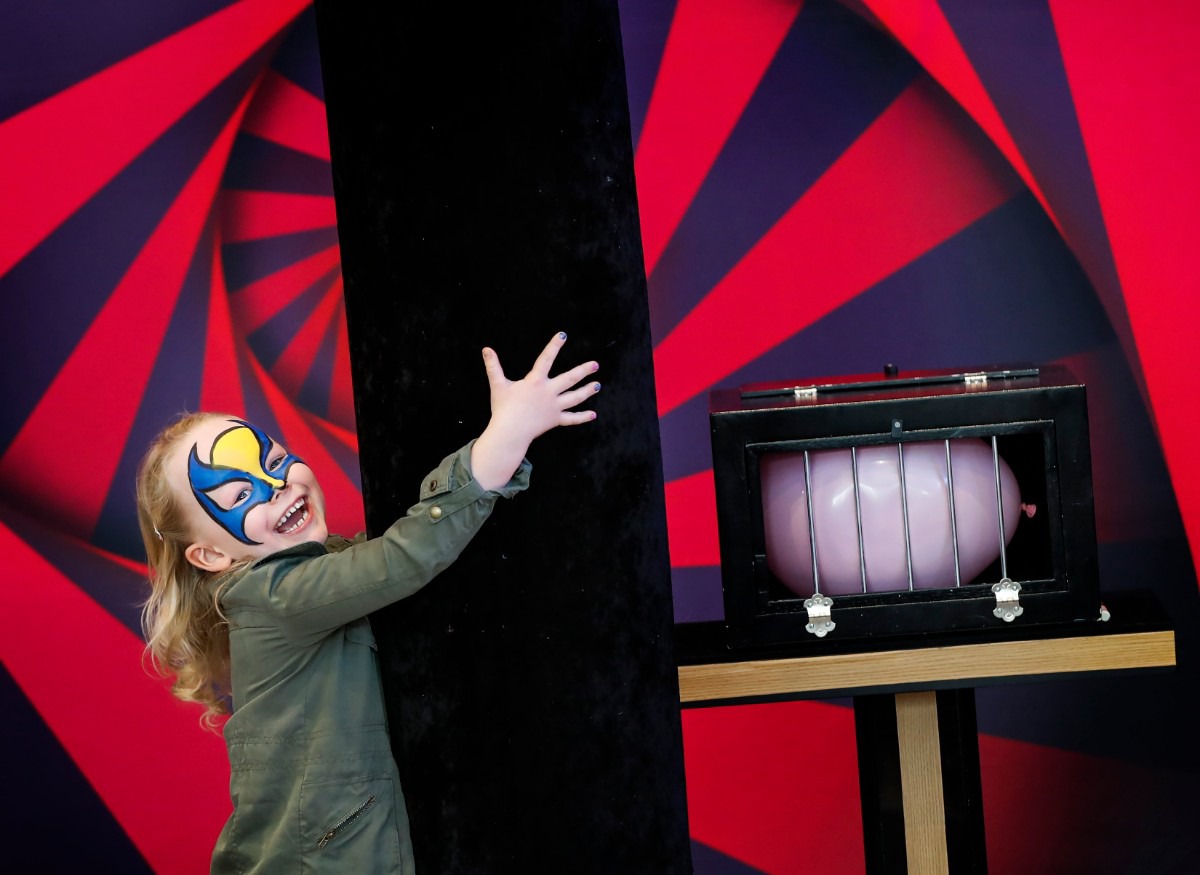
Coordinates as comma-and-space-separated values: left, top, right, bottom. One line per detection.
187, 420, 302, 545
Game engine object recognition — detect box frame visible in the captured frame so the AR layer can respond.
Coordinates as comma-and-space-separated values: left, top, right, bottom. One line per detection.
709, 364, 1100, 649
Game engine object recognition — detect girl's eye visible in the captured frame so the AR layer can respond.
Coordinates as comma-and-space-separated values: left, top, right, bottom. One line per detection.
268, 455, 284, 471
234, 488, 251, 505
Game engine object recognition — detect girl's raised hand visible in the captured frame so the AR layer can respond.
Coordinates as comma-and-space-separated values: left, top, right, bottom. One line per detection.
470, 332, 599, 491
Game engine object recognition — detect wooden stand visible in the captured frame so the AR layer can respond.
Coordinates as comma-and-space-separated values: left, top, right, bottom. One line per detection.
675, 592, 1176, 873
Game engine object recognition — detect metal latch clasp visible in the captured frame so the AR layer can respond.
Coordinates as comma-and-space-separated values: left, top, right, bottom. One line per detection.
992, 579, 1023, 622
804, 595, 835, 637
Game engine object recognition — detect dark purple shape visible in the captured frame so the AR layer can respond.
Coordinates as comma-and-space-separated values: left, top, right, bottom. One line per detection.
690, 840, 769, 874
1, 502, 147, 636
615, 0, 677, 149
938, 0, 1128, 336
219, 226, 341, 291
0, 50, 272, 455
296, 301, 341, 416
235, 340, 288, 442
304, 411, 365, 496
672, 565, 725, 624
647, 0, 919, 341
659, 192, 1113, 485
0, 664, 153, 873
244, 263, 340, 368
222, 133, 335, 197
270, 5, 327, 101
91, 222, 215, 561
0, 0, 220, 120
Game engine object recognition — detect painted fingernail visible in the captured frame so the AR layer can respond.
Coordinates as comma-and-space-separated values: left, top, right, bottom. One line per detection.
558, 331, 567, 340
591, 362, 599, 372
590, 411, 598, 420
593, 382, 601, 392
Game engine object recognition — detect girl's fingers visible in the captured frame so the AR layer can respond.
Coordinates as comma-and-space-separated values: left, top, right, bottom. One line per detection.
550, 359, 599, 392
558, 382, 601, 410
482, 347, 507, 386
559, 409, 598, 426
529, 331, 567, 378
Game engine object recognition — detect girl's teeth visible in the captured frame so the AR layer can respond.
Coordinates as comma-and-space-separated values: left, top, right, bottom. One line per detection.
276, 499, 307, 532
282, 510, 309, 534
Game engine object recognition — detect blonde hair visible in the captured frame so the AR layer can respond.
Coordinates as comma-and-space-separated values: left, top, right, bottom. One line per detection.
136, 411, 245, 729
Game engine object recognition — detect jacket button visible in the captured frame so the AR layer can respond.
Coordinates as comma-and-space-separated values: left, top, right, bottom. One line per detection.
430, 506, 443, 520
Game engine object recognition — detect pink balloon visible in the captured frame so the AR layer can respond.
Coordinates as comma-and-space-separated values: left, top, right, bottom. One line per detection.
761, 439, 1022, 597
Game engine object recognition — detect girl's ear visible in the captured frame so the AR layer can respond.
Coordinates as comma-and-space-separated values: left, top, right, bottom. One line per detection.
184, 542, 234, 573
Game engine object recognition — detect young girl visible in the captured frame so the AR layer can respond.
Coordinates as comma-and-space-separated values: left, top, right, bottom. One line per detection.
137, 333, 599, 873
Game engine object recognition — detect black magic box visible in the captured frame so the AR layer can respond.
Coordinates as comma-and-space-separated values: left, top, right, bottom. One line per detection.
709, 364, 1102, 649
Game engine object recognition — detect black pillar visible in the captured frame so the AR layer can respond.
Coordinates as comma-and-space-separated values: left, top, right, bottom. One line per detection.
855, 694, 908, 873
312, 2, 691, 871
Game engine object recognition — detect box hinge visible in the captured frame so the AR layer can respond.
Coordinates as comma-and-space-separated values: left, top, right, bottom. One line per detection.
992, 579, 1023, 622
804, 595, 835, 637
963, 371, 989, 386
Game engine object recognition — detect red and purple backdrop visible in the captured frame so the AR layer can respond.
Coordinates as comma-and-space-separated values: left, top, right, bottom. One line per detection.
2, 1, 1198, 872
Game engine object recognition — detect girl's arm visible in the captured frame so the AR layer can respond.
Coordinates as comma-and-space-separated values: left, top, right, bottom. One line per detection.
223, 334, 598, 645
470, 331, 599, 491
224, 441, 528, 646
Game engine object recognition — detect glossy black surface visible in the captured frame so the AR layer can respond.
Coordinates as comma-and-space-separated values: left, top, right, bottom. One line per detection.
937, 689, 988, 874
313, 2, 690, 870
854, 694, 906, 874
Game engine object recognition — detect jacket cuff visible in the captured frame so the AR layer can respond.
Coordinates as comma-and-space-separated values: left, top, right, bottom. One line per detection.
460, 438, 532, 499
418, 439, 532, 504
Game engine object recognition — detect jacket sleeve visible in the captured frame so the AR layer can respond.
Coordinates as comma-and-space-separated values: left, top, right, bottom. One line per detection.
223, 441, 530, 647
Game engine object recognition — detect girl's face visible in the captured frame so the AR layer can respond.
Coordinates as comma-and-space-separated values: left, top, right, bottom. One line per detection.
170, 416, 329, 570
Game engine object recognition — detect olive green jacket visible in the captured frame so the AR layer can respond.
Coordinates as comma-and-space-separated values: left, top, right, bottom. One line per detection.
210, 443, 530, 874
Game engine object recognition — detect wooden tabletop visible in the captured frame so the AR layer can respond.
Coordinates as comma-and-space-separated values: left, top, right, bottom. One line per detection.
675, 590, 1177, 705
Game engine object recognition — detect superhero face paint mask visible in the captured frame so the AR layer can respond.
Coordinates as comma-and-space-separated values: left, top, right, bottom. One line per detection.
187, 420, 302, 545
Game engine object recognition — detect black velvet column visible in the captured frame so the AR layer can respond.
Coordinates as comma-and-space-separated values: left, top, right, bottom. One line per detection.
312, 2, 691, 871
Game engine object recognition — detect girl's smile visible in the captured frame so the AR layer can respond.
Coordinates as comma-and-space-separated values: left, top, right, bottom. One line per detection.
274, 497, 311, 535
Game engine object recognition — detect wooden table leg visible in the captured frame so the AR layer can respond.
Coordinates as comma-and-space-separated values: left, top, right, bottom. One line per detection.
896, 691, 949, 872
855, 689, 987, 874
